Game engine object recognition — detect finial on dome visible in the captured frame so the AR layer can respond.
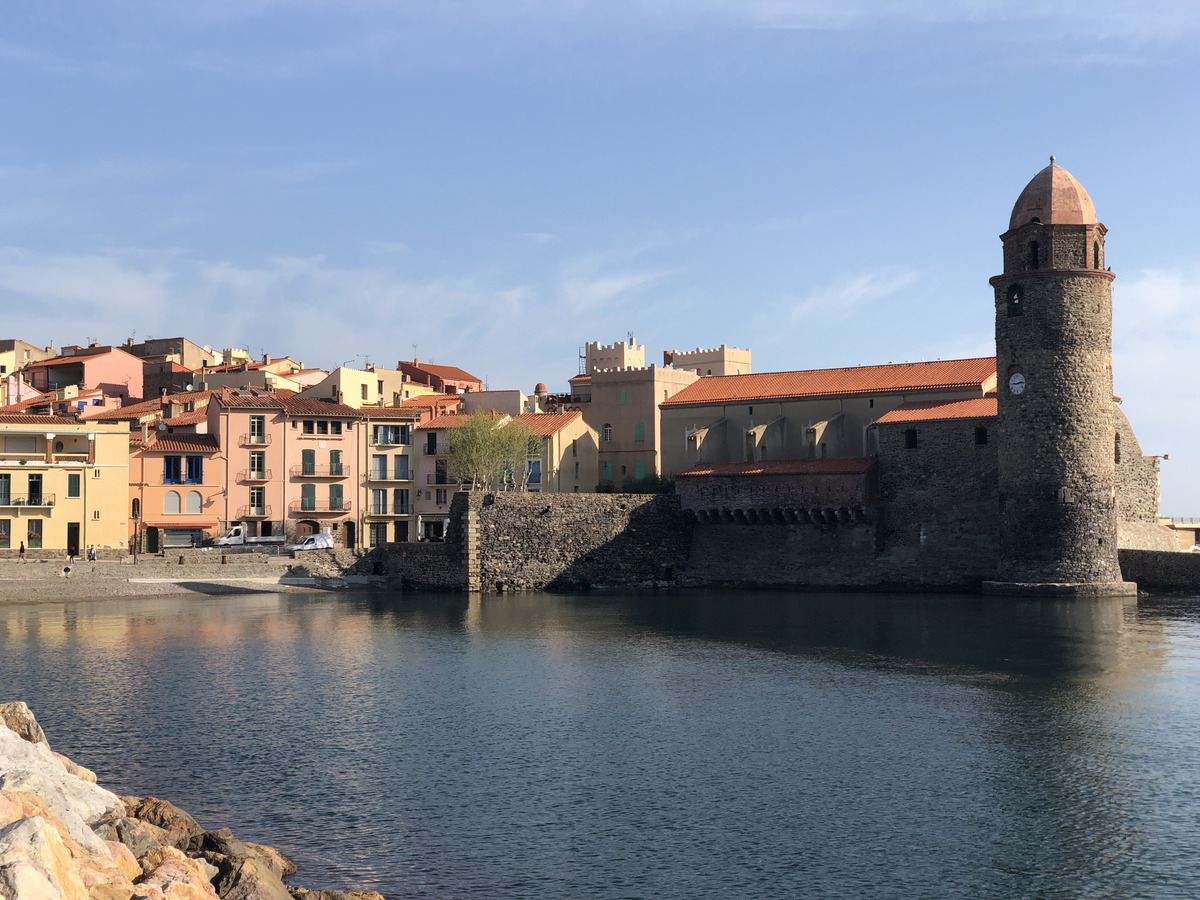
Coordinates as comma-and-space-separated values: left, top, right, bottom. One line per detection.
1050, 155, 1056, 165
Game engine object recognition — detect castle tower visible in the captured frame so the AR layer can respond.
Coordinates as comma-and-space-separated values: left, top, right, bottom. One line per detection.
985, 158, 1135, 597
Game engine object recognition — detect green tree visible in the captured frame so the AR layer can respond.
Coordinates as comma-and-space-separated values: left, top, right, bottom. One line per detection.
445, 413, 541, 492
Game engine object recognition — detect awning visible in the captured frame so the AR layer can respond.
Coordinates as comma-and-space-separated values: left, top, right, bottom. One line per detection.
140, 520, 221, 528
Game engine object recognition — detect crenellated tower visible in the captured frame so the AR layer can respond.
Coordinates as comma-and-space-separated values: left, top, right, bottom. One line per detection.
985, 158, 1136, 596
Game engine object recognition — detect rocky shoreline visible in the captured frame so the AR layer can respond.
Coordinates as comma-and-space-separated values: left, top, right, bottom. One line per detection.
0, 702, 385, 900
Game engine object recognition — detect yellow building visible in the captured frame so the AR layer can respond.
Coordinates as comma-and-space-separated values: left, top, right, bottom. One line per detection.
300, 365, 440, 409
0, 414, 130, 557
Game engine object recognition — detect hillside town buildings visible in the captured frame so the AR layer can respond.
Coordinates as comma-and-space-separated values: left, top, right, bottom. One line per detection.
0, 161, 1183, 585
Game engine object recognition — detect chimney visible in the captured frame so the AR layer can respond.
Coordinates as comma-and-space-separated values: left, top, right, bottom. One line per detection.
141, 421, 149, 444
263, 354, 271, 364
337, 390, 343, 405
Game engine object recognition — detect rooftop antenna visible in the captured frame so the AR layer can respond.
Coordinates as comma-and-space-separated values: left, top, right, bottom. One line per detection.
628, 331, 635, 346
579, 345, 587, 376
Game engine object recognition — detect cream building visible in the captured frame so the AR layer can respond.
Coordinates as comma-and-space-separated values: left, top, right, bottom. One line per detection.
300, 365, 438, 409
0, 414, 129, 556
663, 344, 752, 376
516, 412, 599, 494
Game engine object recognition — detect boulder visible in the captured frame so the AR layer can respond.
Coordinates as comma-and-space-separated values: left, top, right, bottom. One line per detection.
138, 846, 220, 900
243, 842, 297, 879
127, 797, 204, 853
104, 841, 142, 882
54, 752, 98, 784
287, 890, 386, 900
0, 815, 89, 900
0, 725, 123, 855
200, 828, 250, 860
213, 857, 292, 900
92, 816, 168, 860
0, 701, 51, 748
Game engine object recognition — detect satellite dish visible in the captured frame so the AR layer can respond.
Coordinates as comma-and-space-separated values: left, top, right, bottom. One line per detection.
157, 423, 167, 432
186, 383, 195, 392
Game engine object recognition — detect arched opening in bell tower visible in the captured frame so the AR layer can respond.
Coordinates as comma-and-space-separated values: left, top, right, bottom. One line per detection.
1027, 241, 1039, 270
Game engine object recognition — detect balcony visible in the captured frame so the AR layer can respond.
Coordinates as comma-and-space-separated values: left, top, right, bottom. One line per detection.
288, 500, 351, 514
54, 454, 90, 464
426, 474, 459, 485
368, 470, 412, 482
239, 433, 272, 447
236, 469, 273, 483
0, 493, 56, 508
366, 506, 411, 517
235, 505, 272, 518
370, 438, 412, 448
289, 464, 346, 478
422, 445, 441, 455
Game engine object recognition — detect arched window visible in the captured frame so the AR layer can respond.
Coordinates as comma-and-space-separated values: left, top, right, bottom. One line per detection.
1115, 434, 1122, 464
634, 421, 645, 442
602, 423, 612, 442
164, 491, 181, 515
1093, 241, 1101, 270
185, 491, 202, 515
1028, 241, 1039, 270
1007, 284, 1023, 317
131, 498, 140, 521
635, 461, 645, 480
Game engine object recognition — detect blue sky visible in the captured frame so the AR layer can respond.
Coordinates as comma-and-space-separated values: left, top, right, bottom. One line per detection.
3, 1, 1200, 512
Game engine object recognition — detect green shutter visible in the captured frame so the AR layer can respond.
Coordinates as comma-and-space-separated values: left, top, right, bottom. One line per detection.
329, 483, 343, 509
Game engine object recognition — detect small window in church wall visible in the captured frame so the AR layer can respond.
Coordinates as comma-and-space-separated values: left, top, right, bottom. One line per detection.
975, 427, 988, 446
1094, 241, 1101, 270
1115, 434, 1122, 464
905, 429, 918, 450
1028, 241, 1039, 270
1007, 284, 1023, 317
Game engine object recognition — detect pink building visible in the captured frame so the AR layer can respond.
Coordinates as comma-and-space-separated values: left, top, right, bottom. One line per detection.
24, 345, 145, 402
207, 389, 363, 547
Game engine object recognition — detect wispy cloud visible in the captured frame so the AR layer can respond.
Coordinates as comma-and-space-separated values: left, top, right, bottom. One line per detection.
785, 267, 919, 324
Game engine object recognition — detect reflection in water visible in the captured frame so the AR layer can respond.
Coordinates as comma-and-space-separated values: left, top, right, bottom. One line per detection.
0, 590, 1196, 899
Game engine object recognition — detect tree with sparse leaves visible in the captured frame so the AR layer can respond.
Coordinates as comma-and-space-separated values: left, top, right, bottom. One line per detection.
445, 413, 541, 492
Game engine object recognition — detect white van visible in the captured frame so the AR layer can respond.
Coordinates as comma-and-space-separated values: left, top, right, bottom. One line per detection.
287, 533, 335, 552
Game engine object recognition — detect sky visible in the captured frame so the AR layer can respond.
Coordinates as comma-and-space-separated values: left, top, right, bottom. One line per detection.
2, 1, 1200, 512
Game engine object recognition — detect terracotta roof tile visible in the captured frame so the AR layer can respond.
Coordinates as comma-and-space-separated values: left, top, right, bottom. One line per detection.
0, 413, 82, 425
514, 411, 583, 436
872, 397, 998, 425
661, 358, 997, 408
678, 458, 878, 477
278, 396, 360, 417
400, 361, 481, 383
163, 410, 208, 426
211, 389, 287, 409
130, 433, 220, 452
418, 413, 487, 430
22, 346, 118, 367
400, 394, 461, 410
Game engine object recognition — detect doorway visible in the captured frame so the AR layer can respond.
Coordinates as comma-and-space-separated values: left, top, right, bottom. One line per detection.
66, 523, 80, 557
146, 527, 159, 554
344, 521, 356, 550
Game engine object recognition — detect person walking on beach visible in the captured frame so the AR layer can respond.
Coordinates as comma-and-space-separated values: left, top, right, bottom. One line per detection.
18, 541, 25, 563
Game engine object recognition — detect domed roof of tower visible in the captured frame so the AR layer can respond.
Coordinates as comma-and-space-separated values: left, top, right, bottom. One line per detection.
1008, 157, 1098, 231
533, 382, 548, 395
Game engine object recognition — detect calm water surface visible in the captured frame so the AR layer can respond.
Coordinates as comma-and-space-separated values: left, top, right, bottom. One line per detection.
1, 590, 1199, 899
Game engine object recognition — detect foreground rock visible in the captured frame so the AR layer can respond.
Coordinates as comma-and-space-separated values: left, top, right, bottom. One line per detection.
0, 704, 383, 900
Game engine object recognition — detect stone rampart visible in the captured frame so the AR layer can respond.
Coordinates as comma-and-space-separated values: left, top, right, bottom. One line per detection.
469, 492, 692, 592
1118, 549, 1200, 592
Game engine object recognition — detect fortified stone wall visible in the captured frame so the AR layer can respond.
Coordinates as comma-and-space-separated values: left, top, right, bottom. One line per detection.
874, 416, 1000, 584
1114, 407, 1177, 552
1118, 549, 1200, 592
675, 464, 877, 515
469, 492, 693, 592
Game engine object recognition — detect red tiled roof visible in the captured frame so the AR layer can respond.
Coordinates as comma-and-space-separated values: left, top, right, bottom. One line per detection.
515, 411, 583, 436
873, 397, 998, 425
399, 361, 481, 384
279, 396, 360, 417
22, 346, 118, 367
418, 413, 486, 430
0, 391, 56, 413
211, 389, 287, 409
164, 410, 208, 426
130, 433, 220, 452
0, 413, 81, 425
82, 398, 160, 420
678, 458, 878, 477
568, 374, 592, 383
661, 358, 997, 407
400, 394, 461, 409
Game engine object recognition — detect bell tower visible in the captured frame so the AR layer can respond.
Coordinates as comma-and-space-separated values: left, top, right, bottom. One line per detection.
984, 158, 1135, 597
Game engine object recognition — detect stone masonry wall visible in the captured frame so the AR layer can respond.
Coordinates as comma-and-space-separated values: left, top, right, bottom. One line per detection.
470, 492, 693, 592
874, 416, 1001, 585
1114, 406, 1177, 552
1118, 549, 1200, 592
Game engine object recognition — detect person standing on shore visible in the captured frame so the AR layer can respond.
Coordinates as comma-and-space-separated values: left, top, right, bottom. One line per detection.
18, 541, 25, 563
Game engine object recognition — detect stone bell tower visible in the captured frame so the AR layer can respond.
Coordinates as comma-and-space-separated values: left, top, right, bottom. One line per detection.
984, 158, 1135, 597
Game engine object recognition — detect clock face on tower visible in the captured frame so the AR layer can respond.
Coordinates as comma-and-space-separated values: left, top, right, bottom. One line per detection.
1009, 373, 1026, 395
